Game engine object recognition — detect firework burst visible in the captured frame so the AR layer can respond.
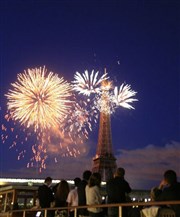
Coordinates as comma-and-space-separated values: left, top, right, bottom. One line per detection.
113, 83, 138, 109
72, 70, 109, 96
5, 66, 72, 131
3, 67, 77, 172
72, 69, 138, 114
2, 66, 138, 173
62, 97, 99, 142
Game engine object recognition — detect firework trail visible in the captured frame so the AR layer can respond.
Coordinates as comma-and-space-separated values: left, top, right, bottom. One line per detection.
1, 113, 37, 162
1, 111, 83, 173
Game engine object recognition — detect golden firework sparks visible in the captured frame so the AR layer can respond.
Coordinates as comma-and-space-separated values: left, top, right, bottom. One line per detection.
5, 66, 72, 131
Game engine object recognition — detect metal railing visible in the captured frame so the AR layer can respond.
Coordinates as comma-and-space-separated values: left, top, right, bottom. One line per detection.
1, 200, 180, 217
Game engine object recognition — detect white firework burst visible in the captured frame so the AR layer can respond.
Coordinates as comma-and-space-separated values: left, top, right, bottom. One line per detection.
113, 83, 138, 109
72, 70, 109, 96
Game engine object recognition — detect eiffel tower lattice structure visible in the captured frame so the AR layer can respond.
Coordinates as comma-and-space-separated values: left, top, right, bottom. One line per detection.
92, 81, 117, 182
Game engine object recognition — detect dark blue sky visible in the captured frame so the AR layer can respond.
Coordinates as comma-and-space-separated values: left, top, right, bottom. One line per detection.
0, 0, 179, 189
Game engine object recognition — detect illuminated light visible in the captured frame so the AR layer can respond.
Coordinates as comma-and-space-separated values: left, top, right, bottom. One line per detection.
0, 178, 77, 185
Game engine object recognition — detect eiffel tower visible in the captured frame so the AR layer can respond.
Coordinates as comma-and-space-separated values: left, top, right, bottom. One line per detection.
92, 79, 117, 182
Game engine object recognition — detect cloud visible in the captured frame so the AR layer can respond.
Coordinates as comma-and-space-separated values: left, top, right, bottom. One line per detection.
116, 141, 180, 189
48, 157, 93, 180
1, 141, 180, 190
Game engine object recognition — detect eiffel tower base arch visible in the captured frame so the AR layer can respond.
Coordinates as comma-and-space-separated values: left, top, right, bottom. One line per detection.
92, 154, 117, 182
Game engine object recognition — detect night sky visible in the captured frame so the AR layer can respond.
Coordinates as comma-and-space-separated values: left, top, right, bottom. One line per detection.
0, 0, 179, 190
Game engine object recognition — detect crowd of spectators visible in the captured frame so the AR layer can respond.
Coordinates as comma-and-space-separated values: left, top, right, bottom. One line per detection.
37, 169, 180, 217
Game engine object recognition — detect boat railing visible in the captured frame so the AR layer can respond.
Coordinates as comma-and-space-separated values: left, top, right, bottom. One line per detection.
1, 200, 180, 217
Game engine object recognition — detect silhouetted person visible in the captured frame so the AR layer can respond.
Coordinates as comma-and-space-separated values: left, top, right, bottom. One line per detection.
156, 169, 180, 216
78, 170, 92, 217
38, 177, 54, 217
139, 187, 162, 217
54, 179, 69, 217
106, 167, 131, 217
